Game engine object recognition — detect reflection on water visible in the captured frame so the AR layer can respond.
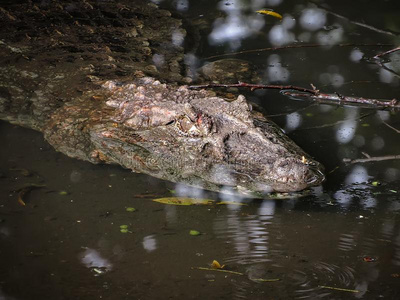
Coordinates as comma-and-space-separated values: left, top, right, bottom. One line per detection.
0, 0, 400, 299
80, 248, 113, 273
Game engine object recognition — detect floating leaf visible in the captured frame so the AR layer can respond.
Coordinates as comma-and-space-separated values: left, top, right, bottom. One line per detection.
211, 260, 225, 269
217, 201, 247, 206
371, 181, 380, 186
153, 197, 214, 206
126, 207, 136, 212
189, 230, 201, 236
361, 123, 370, 127
120, 228, 129, 233
59, 190, 68, 196
17, 184, 45, 206
256, 9, 283, 20
153, 197, 246, 206
120, 225, 129, 229
389, 189, 397, 193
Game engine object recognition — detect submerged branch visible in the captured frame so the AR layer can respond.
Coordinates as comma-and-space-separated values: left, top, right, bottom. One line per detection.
189, 82, 400, 109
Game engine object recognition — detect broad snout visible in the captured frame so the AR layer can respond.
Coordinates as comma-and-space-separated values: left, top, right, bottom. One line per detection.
260, 157, 325, 192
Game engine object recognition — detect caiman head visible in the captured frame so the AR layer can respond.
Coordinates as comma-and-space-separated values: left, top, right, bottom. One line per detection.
90, 77, 325, 197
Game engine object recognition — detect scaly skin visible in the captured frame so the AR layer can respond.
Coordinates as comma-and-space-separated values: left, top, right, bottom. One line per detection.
43, 77, 325, 196
0, 0, 325, 196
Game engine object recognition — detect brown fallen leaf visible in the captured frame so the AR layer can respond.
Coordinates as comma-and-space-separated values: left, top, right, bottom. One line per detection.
17, 184, 46, 206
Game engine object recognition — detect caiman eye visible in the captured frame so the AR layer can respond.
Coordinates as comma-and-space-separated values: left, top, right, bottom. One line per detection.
177, 116, 200, 135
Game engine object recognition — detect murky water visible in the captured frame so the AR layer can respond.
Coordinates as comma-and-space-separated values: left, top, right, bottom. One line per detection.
1, 0, 400, 299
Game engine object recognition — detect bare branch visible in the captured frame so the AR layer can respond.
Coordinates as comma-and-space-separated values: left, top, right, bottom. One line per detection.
189, 82, 400, 110
343, 155, 400, 164
373, 46, 400, 59
381, 121, 400, 134
284, 91, 400, 109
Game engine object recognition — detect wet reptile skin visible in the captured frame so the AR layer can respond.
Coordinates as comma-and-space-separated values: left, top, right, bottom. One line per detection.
0, 0, 325, 196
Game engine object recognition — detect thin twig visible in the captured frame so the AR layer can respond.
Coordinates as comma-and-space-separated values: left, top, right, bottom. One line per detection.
205, 43, 393, 60
190, 82, 319, 94
373, 46, 400, 59
311, 1, 399, 37
189, 82, 400, 110
284, 91, 400, 109
343, 155, 400, 164
372, 46, 400, 78
381, 121, 400, 133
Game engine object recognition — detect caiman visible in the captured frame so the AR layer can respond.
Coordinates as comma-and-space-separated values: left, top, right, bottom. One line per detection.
0, 0, 325, 197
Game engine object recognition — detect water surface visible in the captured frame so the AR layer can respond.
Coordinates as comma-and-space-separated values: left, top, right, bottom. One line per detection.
1, 0, 400, 299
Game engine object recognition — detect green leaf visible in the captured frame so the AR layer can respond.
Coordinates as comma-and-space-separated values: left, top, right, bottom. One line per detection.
153, 197, 214, 206
120, 225, 129, 229
126, 207, 136, 212
189, 230, 201, 236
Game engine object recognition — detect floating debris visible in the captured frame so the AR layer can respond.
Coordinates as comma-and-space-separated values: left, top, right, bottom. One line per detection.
152, 197, 245, 206
153, 197, 214, 206
17, 184, 45, 206
189, 230, 201, 236
256, 9, 283, 20
211, 260, 224, 269
319, 285, 359, 293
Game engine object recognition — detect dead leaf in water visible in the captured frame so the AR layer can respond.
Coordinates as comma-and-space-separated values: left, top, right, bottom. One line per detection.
17, 184, 45, 206
153, 197, 214, 206
153, 197, 246, 206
